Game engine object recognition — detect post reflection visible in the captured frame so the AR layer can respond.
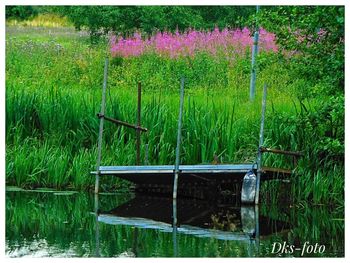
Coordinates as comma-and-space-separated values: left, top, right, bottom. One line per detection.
172, 198, 178, 257
94, 193, 100, 257
132, 227, 138, 257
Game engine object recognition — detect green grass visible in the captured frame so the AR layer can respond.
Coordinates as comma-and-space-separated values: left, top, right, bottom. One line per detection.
5, 25, 344, 206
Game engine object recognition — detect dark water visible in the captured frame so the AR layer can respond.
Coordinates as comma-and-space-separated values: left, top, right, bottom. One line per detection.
6, 191, 344, 257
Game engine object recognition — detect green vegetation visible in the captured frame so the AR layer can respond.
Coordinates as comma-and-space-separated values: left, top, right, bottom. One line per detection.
5, 6, 256, 42
6, 6, 38, 20
5, 6, 344, 207
6, 13, 73, 28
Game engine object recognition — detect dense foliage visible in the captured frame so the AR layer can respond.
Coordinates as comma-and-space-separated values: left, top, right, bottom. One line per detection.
5, 6, 38, 20
6, 6, 255, 42
258, 6, 344, 172
258, 6, 344, 94
58, 6, 255, 35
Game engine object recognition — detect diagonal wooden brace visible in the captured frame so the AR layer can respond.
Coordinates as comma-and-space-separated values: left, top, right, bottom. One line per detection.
97, 113, 148, 132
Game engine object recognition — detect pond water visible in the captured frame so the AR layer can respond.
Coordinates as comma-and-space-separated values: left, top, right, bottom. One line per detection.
6, 190, 344, 257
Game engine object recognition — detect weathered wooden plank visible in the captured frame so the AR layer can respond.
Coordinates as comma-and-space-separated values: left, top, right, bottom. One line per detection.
96, 164, 257, 173
260, 147, 303, 157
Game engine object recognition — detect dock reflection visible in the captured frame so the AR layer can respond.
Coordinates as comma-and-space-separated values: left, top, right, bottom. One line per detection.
94, 194, 290, 257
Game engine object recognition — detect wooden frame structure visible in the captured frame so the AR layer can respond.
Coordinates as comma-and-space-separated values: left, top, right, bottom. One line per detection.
92, 59, 303, 204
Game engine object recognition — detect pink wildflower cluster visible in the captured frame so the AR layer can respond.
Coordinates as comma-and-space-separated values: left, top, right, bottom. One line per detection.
110, 27, 278, 59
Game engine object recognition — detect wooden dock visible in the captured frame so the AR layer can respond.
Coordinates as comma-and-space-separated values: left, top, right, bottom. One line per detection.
92, 164, 292, 200
93, 164, 291, 183
92, 66, 301, 204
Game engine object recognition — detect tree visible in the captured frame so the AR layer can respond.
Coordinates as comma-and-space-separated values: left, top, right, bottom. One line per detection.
258, 6, 344, 94
55, 6, 256, 39
6, 6, 37, 20
258, 6, 344, 167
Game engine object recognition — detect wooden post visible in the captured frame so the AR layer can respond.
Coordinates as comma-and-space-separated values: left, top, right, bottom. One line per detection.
249, 5, 260, 101
136, 81, 142, 165
95, 58, 109, 194
172, 77, 182, 255
172, 77, 185, 201
255, 83, 267, 204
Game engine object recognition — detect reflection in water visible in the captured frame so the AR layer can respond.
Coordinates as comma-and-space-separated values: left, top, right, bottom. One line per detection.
132, 227, 139, 257
6, 191, 344, 257
96, 195, 289, 238
95, 194, 291, 257
172, 198, 178, 257
94, 194, 100, 257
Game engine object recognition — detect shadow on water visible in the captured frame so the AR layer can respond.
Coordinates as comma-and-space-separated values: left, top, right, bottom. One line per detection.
6, 191, 344, 257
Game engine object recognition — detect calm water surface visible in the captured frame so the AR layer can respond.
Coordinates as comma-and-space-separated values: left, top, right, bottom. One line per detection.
6, 191, 344, 257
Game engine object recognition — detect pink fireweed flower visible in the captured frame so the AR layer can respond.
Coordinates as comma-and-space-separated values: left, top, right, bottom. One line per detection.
110, 32, 144, 57
258, 28, 278, 53
110, 27, 279, 59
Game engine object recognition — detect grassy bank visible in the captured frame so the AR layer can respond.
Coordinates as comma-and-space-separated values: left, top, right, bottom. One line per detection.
5, 26, 344, 206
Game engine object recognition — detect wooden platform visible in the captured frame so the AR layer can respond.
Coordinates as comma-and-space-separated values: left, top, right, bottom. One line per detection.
92, 164, 291, 185
92, 164, 292, 200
